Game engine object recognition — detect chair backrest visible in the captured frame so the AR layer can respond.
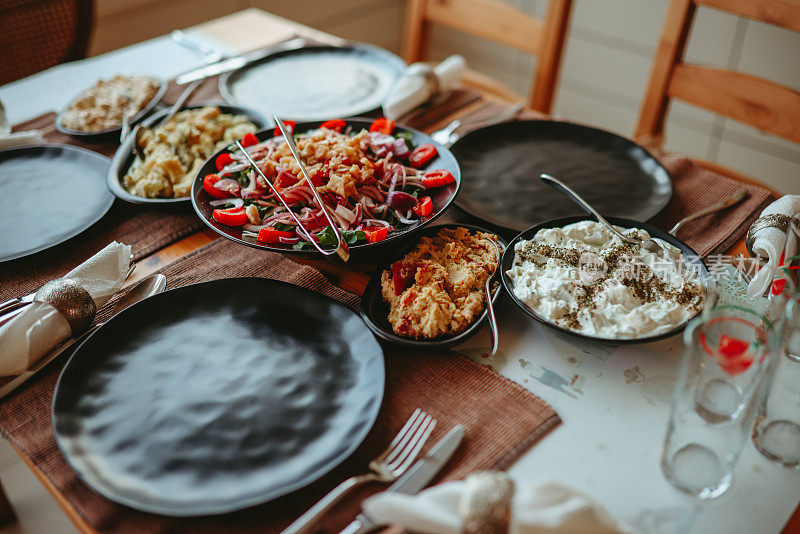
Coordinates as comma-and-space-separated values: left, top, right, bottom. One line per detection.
402, 0, 572, 113
635, 0, 800, 148
0, 0, 94, 86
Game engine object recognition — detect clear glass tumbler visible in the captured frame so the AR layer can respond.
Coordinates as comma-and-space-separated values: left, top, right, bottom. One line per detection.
662, 302, 782, 498
753, 295, 800, 467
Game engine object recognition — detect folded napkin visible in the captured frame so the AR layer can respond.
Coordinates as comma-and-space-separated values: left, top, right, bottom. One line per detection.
0, 98, 44, 150
363, 474, 630, 534
383, 55, 467, 120
0, 242, 131, 376
747, 195, 800, 298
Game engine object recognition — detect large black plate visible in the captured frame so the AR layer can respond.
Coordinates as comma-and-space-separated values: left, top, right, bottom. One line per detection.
53, 278, 385, 516
361, 223, 506, 349
219, 43, 405, 120
191, 118, 461, 257
500, 216, 708, 344
0, 145, 113, 262
108, 102, 270, 204
450, 120, 673, 231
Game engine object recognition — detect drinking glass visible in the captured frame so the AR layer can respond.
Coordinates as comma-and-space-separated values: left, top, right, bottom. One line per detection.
753, 293, 800, 467
661, 300, 783, 499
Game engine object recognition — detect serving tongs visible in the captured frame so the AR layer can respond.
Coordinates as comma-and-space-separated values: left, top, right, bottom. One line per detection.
235, 115, 350, 261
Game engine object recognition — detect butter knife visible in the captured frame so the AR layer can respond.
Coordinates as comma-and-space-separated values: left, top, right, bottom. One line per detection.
338, 425, 465, 534
175, 37, 307, 85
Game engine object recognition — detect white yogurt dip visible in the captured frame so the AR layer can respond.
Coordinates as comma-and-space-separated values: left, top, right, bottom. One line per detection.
506, 220, 705, 339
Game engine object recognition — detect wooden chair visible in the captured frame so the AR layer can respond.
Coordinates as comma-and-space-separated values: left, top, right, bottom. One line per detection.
0, 0, 94, 85
402, 0, 573, 113
635, 0, 800, 161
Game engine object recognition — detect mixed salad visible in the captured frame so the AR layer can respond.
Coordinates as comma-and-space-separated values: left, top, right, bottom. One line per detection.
201, 118, 455, 250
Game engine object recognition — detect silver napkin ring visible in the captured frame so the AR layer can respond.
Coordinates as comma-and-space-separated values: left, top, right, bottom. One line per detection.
33, 279, 97, 335
459, 471, 514, 534
746, 214, 800, 256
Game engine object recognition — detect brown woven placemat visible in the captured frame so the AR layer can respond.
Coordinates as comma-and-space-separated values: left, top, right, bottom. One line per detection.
0, 238, 560, 534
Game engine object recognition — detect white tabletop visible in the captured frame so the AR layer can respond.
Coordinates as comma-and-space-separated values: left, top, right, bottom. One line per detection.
1, 14, 798, 534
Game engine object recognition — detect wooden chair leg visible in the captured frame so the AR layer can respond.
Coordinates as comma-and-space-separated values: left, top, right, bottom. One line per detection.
0, 480, 17, 526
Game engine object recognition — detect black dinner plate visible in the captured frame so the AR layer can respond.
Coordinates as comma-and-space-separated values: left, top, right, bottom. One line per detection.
108, 102, 270, 204
500, 216, 708, 344
191, 118, 461, 257
0, 145, 113, 262
55, 77, 167, 139
52, 278, 385, 516
219, 43, 405, 120
361, 223, 506, 349
450, 120, 673, 231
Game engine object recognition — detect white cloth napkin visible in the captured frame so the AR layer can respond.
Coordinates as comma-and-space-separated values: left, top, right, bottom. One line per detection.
382, 55, 467, 120
0, 98, 44, 150
0, 242, 131, 376
747, 195, 800, 298
363, 480, 630, 534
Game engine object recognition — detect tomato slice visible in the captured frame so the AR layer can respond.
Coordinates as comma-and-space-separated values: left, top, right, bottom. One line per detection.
240, 132, 259, 148
215, 153, 234, 171
273, 120, 296, 138
412, 196, 433, 217
274, 170, 299, 191
364, 226, 388, 243
772, 278, 787, 296
212, 207, 248, 226
718, 334, 749, 358
369, 118, 395, 135
421, 169, 455, 188
320, 119, 346, 133
390, 261, 417, 296
203, 174, 232, 199
409, 143, 438, 168
257, 227, 296, 243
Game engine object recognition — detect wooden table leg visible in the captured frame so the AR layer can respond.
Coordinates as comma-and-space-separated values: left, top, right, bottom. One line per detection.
0, 479, 17, 526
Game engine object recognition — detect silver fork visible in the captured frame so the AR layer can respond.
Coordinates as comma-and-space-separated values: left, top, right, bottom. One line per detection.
281, 409, 436, 534
430, 102, 524, 146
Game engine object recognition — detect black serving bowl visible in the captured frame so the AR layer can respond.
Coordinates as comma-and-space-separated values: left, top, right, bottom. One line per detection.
500, 216, 708, 344
107, 102, 270, 205
360, 223, 506, 350
55, 77, 167, 140
190, 118, 460, 258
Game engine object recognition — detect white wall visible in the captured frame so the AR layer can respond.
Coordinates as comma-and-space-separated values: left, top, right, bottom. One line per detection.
91, 0, 799, 194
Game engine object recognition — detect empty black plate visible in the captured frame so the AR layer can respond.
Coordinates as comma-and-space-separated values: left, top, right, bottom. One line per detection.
53, 278, 385, 516
450, 120, 673, 231
219, 43, 405, 120
361, 223, 506, 349
0, 145, 113, 262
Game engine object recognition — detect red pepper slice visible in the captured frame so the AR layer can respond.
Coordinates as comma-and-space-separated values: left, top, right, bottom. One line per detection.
718, 334, 749, 358
772, 278, 787, 296
203, 174, 232, 199
390, 261, 417, 296
274, 170, 300, 191
412, 196, 433, 217
369, 118, 395, 135
212, 207, 248, 226
409, 143, 438, 168
273, 120, 296, 138
240, 132, 259, 148
364, 226, 388, 243
257, 227, 296, 244
421, 169, 455, 188
215, 153, 234, 171
320, 119, 346, 133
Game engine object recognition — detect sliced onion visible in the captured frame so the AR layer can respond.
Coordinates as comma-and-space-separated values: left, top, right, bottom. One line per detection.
334, 204, 356, 223
387, 191, 417, 211
279, 236, 300, 244
209, 198, 243, 208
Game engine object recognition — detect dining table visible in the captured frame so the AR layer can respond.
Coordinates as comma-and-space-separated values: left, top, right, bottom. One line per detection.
1, 7, 799, 534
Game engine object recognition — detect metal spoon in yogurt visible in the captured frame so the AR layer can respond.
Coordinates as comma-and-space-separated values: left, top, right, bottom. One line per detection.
540, 173, 675, 262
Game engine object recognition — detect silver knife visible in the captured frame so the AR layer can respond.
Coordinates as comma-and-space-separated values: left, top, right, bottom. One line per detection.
175, 37, 308, 85
338, 424, 465, 534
